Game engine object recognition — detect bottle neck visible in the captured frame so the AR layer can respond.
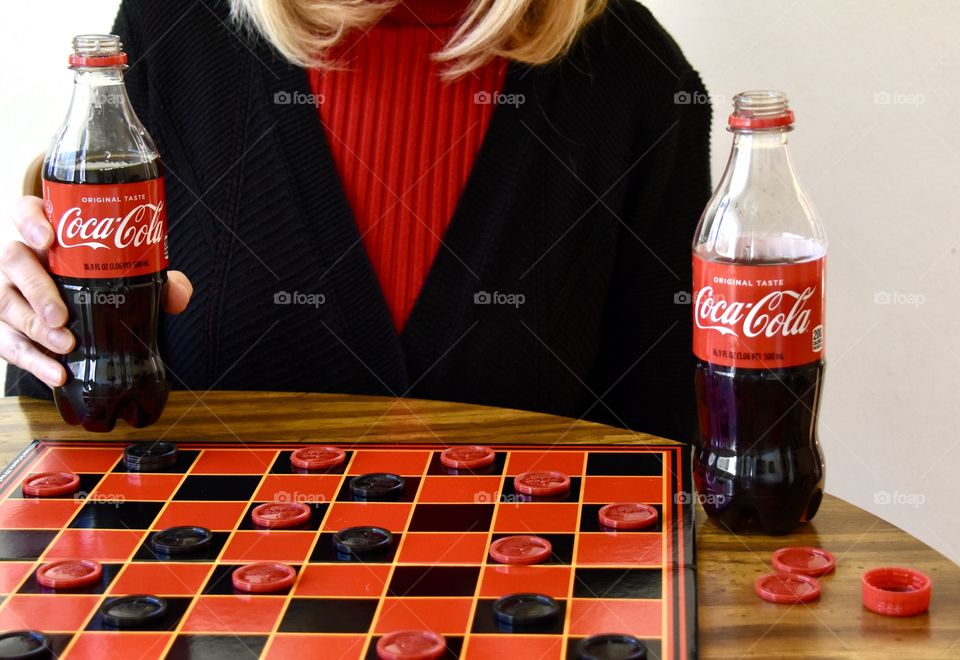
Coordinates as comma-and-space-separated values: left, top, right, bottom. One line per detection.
66, 66, 130, 119
724, 129, 799, 196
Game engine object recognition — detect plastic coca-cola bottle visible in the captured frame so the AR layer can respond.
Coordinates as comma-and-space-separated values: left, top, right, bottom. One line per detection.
41, 35, 169, 432
691, 91, 826, 535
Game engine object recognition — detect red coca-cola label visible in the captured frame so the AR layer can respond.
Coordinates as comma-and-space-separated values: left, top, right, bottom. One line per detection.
42, 179, 169, 278
692, 254, 825, 368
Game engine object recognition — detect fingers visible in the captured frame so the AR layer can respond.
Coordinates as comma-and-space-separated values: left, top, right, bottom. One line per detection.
163, 270, 193, 315
0, 284, 74, 354
0, 241, 67, 327
0, 321, 66, 388
12, 196, 54, 251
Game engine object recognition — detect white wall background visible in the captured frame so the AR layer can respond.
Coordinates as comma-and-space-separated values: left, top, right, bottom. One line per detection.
0, 2, 958, 563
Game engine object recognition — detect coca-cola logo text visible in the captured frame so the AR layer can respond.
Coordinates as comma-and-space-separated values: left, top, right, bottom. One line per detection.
56, 203, 165, 251
694, 285, 815, 339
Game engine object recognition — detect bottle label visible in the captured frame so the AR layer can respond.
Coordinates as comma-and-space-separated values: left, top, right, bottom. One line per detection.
692, 254, 825, 368
42, 179, 169, 279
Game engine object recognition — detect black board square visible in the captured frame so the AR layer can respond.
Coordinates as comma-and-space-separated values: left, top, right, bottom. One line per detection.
407, 504, 494, 532
0, 530, 57, 560
335, 476, 420, 503
167, 634, 268, 660
113, 450, 200, 474
567, 637, 663, 660
573, 568, 663, 599
585, 452, 665, 476
85, 595, 192, 631
70, 501, 164, 530
470, 597, 566, 635
309, 532, 400, 564
173, 475, 261, 501
387, 566, 481, 597
279, 598, 378, 633
132, 531, 230, 562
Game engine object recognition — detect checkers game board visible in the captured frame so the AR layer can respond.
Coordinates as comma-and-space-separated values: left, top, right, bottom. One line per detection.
0, 440, 696, 659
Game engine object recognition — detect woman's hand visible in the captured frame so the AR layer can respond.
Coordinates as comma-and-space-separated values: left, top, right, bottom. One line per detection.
1, 195, 192, 388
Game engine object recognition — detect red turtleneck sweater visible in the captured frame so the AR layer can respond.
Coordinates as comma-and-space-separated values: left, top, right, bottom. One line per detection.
309, 0, 506, 332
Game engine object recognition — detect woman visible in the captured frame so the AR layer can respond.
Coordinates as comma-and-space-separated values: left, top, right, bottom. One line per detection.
2, 0, 710, 442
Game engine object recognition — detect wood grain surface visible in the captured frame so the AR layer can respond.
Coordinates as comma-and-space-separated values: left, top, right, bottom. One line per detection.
0, 391, 956, 658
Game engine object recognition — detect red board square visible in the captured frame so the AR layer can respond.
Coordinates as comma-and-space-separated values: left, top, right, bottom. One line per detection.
505, 450, 585, 476
32, 447, 121, 473
67, 632, 171, 660
0, 563, 34, 593
44, 529, 144, 562
0, 499, 80, 529
348, 450, 429, 476
192, 449, 279, 474
576, 532, 663, 566
91, 473, 182, 501
568, 598, 663, 637
398, 533, 488, 564
254, 475, 342, 504
181, 595, 285, 633
265, 634, 366, 660
109, 562, 213, 596
417, 476, 503, 503
374, 597, 473, 635
221, 531, 315, 562
0, 594, 98, 631
294, 564, 390, 597
154, 501, 247, 531
479, 565, 571, 598
492, 503, 579, 533
465, 636, 563, 660
323, 503, 412, 532
581, 476, 663, 503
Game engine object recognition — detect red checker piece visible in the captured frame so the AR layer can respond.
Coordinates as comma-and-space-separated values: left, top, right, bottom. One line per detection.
440, 446, 495, 469
861, 566, 932, 617
489, 535, 552, 565
251, 502, 311, 529
22, 471, 80, 497
514, 471, 570, 497
36, 559, 102, 589
598, 503, 658, 530
232, 562, 297, 594
377, 630, 446, 660
772, 546, 836, 577
754, 573, 821, 604
291, 446, 345, 470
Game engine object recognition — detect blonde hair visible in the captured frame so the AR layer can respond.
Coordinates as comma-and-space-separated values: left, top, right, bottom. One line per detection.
229, 0, 607, 76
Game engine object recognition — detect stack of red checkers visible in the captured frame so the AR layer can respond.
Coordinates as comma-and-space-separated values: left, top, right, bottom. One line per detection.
440, 445, 495, 470
232, 562, 297, 593
290, 446, 346, 471
514, 470, 570, 497
598, 503, 658, 530
251, 502, 311, 529
36, 559, 102, 590
22, 472, 80, 498
489, 535, 553, 565
376, 630, 446, 660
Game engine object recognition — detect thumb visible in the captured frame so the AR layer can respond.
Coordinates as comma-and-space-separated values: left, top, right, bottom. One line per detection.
162, 270, 192, 314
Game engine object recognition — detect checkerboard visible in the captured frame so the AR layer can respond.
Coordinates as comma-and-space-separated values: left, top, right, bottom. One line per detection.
0, 441, 696, 659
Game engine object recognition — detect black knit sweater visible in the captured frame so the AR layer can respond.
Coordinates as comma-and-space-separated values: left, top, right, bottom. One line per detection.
8, 0, 712, 443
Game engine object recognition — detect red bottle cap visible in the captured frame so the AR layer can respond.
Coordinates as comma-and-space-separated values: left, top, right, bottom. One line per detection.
251, 502, 311, 529
598, 503, 659, 530
440, 446, 495, 469
489, 535, 553, 565
232, 562, 297, 593
36, 559, 102, 589
772, 547, 836, 577
290, 446, 346, 470
514, 471, 570, 497
754, 573, 821, 604
376, 630, 446, 660
22, 472, 80, 497
68, 53, 128, 68
861, 567, 932, 617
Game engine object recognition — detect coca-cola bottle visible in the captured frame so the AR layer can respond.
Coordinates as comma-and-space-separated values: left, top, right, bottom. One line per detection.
41, 34, 169, 432
691, 91, 826, 535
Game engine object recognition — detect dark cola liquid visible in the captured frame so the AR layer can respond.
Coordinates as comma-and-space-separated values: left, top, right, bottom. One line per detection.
694, 359, 825, 535
43, 154, 168, 432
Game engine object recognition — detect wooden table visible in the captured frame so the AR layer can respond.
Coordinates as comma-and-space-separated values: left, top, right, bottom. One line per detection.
0, 391, 957, 658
